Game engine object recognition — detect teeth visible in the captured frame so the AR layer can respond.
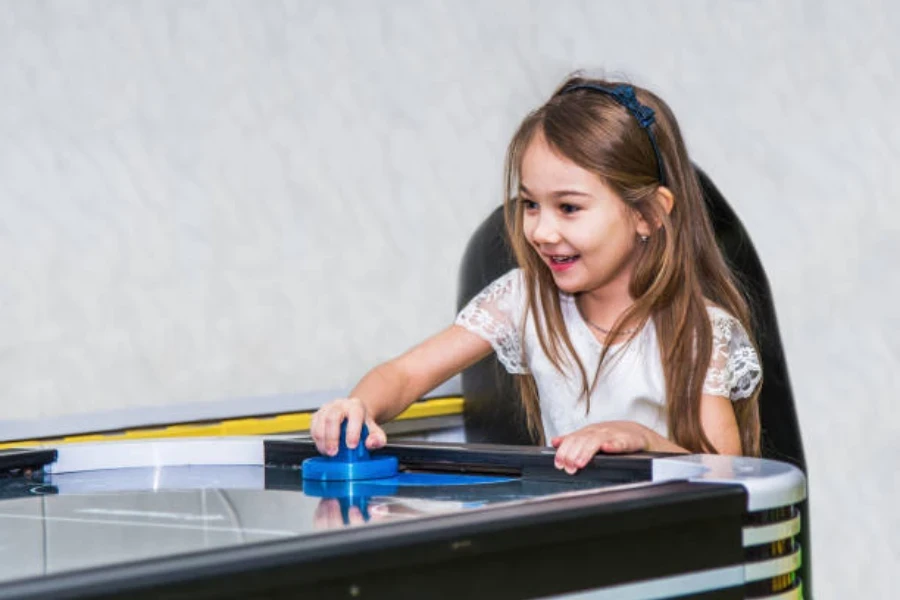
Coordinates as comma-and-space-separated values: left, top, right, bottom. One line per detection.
550, 256, 577, 263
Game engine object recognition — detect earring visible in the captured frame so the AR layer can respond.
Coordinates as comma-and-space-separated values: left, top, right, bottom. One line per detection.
639, 234, 649, 243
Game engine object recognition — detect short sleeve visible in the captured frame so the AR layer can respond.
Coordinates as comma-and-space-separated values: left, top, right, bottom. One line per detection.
703, 308, 762, 401
455, 269, 529, 374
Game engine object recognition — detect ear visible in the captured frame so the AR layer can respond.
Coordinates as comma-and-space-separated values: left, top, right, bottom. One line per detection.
634, 186, 675, 236
656, 186, 675, 216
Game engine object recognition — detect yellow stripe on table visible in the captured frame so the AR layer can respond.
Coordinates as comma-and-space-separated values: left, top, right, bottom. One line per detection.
0, 396, 464, 449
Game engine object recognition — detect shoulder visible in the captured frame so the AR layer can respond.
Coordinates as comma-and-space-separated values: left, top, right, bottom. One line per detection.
702, 305, 761, 400
705, 303, 736, 322
455, 268, 529, 374
457, 267, 526, 320
480, 267, 525, 297
705, 305, 750, 340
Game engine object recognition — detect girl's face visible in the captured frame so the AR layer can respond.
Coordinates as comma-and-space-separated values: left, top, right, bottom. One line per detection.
519, 130, 646, 296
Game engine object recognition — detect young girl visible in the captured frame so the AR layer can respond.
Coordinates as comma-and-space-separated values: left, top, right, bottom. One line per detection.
310, 75, 762, 474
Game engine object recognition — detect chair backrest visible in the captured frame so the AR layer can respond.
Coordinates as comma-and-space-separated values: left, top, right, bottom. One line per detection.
455, 166, 807, 471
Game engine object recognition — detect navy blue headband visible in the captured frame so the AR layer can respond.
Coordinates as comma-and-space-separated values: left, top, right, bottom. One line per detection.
559, 83, 667, 186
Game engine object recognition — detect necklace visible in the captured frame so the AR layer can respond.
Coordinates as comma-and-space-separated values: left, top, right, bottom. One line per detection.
575, 297, 640, 336
584, 319, 638, 335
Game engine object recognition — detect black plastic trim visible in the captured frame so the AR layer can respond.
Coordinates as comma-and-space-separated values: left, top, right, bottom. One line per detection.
266, 437, 664, 483
0, 448, 57, 474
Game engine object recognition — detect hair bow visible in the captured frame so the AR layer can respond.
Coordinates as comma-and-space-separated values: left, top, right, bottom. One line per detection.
608, 85, 656, 129
559, 82, 666, 185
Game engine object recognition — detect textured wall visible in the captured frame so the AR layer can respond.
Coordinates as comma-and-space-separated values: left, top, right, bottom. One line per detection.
0, 0, 897, 596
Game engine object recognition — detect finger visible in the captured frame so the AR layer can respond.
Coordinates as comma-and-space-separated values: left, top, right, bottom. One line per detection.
347, 506, 366, 526
309, 410, 321, 443
313, 499, 341, 530
575, 437, 604, 468
555, 437, 581, 473
369, 504, 388, 519
554, 439, 569, 470
563, 437, 590, 474
310, 410, 330, 455
322, 405, 348, 456
344, 400, 366, 449
364, 420, 388, 449
550, 436, 563, 448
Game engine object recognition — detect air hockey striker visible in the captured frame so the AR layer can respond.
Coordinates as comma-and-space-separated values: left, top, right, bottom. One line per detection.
0, 431, 804, 600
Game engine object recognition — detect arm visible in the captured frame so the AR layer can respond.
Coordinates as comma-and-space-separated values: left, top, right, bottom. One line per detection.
641, 393, 741, 454
311, 325, 493, 455
553, 308, 754, 471
551, 422, 685, 474
697, 393, 742, 455
551, 394, 742, 474
356, 324, 494, 423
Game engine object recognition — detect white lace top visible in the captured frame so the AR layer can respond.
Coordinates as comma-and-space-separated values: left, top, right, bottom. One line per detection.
455, 269, 761, 441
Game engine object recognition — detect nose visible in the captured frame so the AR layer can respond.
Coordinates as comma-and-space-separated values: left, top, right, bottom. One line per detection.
530, 212, 561, 245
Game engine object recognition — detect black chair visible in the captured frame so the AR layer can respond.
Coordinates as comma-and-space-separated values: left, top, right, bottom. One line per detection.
456, 166, 811, 593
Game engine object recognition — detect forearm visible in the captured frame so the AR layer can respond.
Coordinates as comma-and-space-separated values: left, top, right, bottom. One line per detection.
349, 360, 418, 424
643, 428, 690, 454
347, 325, 493, 426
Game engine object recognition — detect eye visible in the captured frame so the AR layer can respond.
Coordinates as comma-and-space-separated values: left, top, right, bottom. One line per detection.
519, 197, 538, 211
560, 203, 581, 214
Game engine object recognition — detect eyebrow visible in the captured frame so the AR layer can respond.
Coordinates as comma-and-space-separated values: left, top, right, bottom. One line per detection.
518, 184, 592, 199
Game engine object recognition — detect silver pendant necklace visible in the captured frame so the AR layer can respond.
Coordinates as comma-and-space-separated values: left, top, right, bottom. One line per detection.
576, 296, 639, 336
584, 319, 638, 335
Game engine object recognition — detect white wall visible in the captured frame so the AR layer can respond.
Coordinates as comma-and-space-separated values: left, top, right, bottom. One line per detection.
1, 1, 897, 597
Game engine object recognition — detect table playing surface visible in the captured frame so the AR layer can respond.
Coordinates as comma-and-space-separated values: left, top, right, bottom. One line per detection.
0, 462, 622, 583
0, 439, 806, 600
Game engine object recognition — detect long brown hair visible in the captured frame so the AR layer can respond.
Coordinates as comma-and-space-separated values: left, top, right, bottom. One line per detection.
504, 75, 761, 456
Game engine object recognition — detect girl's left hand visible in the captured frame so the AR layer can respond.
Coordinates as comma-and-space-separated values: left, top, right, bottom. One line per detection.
550, 421, 651, 474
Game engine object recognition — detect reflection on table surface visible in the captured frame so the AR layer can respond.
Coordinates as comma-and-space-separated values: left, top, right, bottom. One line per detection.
0, 464, 621, 585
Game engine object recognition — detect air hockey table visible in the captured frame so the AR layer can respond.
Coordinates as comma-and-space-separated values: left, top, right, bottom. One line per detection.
0, 437, 805, 599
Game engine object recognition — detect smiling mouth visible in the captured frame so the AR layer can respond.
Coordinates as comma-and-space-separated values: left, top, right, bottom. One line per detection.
548, 255, 579, 264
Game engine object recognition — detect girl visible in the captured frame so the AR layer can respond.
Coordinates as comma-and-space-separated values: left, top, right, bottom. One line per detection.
310, 75, 762, 474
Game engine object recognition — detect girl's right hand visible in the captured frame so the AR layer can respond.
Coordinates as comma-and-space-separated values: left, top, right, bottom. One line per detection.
309, 397, 388, 457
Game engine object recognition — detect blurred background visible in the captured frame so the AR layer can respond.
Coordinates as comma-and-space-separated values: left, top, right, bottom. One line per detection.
0, 1, 897, 597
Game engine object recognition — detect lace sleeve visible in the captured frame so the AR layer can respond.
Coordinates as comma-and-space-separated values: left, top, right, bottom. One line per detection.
703, 308, 762, 401
455, 269, 528, 374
